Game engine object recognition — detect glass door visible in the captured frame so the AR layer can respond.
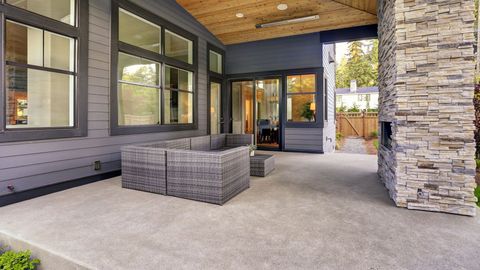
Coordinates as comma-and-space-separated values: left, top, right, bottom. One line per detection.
231, 80, 254, 135
255, 78, 281, 149
209, 80, 222, 134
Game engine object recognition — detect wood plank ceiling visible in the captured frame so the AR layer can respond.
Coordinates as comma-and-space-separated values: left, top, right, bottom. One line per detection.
176, 0, 377, 45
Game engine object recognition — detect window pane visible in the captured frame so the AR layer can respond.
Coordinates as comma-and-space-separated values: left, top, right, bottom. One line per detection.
118, 83, 159, 126
287, 74, 316, 93
6, 21, 75, 72
7, 0, 75, 25
165, 66, 193, 91
6, 66, 74, 128
44, 31, 75, 71
209, 50, 222, 74
231, 81, 254, 134
119, 9, 161, 54
165, 30, 193, 64
118, 53, 159, 87
164, 90, 193, 124
287, 94, 316, 122
210, 82, 221, 135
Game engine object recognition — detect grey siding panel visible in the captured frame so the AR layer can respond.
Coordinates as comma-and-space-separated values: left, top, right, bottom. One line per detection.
0, 0, 225, 197
226, 33, 323, 74
322, 43, 336, 153
284, 128, 323, 152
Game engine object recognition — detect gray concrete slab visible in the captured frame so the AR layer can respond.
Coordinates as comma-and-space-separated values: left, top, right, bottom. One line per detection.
0, 152, 478, 270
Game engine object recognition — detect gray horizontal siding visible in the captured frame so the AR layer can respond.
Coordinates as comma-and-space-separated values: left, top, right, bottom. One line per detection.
323, 43, 336, 153
284, 128, 323, 152
0, 0, 224, 196
226, 33, 323, 74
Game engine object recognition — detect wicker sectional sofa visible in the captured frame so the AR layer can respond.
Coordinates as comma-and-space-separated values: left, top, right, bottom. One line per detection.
121, 134, 253, 205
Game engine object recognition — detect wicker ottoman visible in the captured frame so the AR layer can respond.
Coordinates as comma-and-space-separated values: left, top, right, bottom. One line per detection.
250, 154, 275, 177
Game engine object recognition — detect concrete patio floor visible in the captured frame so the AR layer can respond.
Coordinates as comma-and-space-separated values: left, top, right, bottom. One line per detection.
0, 152, 479, 270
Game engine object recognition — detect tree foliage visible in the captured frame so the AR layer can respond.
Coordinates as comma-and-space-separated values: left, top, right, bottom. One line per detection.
336, 40, 378, 88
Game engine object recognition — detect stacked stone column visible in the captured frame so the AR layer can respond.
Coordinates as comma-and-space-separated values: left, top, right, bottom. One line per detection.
377, 0, 477, 216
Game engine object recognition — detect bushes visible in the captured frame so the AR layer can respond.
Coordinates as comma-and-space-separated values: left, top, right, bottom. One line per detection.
335, 132, 343, 150
0, 246, 40, 270
373, 140, 379, 150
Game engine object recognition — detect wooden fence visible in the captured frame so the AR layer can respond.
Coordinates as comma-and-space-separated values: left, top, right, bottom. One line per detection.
336, 112, 379, 138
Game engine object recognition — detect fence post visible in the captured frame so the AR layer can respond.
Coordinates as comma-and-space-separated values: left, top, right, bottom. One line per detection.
362, 112, 367, 139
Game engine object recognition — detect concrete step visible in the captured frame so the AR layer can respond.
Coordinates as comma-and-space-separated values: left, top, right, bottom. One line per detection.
0, 231, 92, 270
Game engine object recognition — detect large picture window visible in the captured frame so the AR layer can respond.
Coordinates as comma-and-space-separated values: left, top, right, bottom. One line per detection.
112, 0, 197, 135
0, 0, 88, 142
286, 74, 317, 122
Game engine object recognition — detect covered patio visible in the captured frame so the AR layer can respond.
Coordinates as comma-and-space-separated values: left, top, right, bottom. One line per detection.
1, 152, 478, 269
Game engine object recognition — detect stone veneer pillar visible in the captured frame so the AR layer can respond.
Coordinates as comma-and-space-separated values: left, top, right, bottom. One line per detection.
377, 0, 478, 216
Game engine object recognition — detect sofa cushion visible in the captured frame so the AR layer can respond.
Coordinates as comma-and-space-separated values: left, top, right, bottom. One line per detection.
191, 135, 211, 151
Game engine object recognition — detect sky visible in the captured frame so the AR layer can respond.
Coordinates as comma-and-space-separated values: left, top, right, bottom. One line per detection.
335, 42, 349, 63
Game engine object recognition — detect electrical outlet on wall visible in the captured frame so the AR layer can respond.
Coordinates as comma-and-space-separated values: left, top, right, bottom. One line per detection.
94, 161, 102, 171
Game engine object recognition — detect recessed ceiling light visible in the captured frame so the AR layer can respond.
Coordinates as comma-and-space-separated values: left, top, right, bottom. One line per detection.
236, 13, 244, 18
277, 4, 288, 11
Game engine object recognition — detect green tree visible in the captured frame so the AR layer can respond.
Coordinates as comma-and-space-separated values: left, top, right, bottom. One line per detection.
336, 39, 378, 88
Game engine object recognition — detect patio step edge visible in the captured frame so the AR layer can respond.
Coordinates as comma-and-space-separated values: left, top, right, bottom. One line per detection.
0, 230, 94, 270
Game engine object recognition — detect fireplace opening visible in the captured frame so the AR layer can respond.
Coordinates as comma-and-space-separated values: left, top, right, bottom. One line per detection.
381, 121, 392, 149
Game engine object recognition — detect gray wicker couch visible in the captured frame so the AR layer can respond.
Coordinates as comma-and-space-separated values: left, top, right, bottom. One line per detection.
121, 134, 253, 204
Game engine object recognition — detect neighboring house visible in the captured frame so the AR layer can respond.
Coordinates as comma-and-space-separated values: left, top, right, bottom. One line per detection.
336, 80, 378, 110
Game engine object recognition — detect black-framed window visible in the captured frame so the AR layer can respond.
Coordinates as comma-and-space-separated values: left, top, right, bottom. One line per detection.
111, 0, 198, 135
207, 43, 225, 135
0, 0, 88, 143
286, 74, 317, 123
209, 50, 222, 74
